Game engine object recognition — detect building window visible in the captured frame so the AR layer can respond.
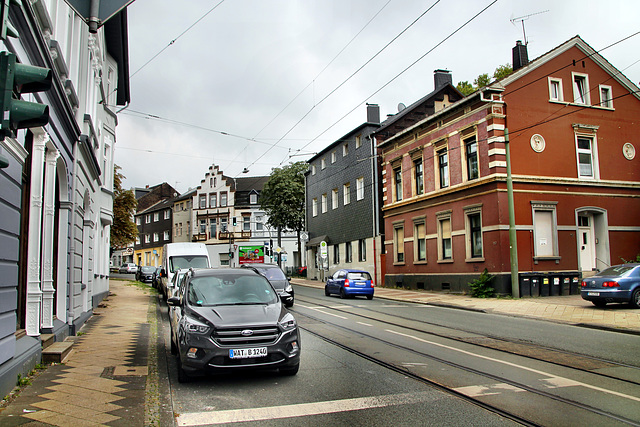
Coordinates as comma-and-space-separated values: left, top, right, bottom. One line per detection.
394, 225, 404, 263
438, 149, 449, 188
599, 85, 613, 108
199, 219, 206, 234
163, 230, 170, 240
321, 193, 327, 213
243, 216, 251, 231
394, 166, 402, 201
343, 183, 350, 205
532, 203, 558, 258
356, 177, 364, 200
312, 198, 318, 217
465, 137, 478, 180
465, 208, 483, 259
209, 218, 217, 238
576, 136, 595, 179
333, 245, 340, 264
343, 143, 349, 156
311, 165, 316, 175
164, 209, 170, 220
153, 232, 159, 242
414, 221, 426, 262
250, 193, 257, 204
145, 234, 150, 243
220, 217, 228, 232
153, 212, 159, 222
331, 151, 336, 163
414, 158, 423, 196
437, 214, 452, 261
332, 188, 338, 209
136, 236, 140, 245
572, 73, 590, 105
321, 158, 326, 170
136, 217, 141, 225
199, 195, 206, 209
355, 135, 361, 149
255, 215, 264, 231
210, 193, 217, 208
548, 77, 563, 101
146, 214, 151, 224
345, 242, 352, 263
358, 239, 366, 262
175, 223, 179, 237
220, 192, 227, 207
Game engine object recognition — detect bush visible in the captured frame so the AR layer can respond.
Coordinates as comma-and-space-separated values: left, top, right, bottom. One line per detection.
469, 269, 494, 298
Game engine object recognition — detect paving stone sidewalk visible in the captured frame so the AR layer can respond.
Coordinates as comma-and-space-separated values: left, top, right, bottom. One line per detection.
0, 280, 159, 426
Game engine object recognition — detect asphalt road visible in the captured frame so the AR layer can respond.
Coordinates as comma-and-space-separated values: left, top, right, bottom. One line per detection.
154, 283, 640, 425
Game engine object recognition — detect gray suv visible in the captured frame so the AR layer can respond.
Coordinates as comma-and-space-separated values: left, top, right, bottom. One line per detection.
168, 268, 301, 382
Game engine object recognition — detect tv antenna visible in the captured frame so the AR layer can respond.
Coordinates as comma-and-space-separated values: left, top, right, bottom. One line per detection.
510, 10, 549, 45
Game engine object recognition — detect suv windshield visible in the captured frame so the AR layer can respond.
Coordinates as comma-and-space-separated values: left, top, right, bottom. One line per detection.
256, 267, 286, 281
140, 266, 156, 273
187, 273, 277, 306
169, 255, 209, 273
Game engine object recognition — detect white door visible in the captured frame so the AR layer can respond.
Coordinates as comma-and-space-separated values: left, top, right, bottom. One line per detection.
579, 216, 595, 272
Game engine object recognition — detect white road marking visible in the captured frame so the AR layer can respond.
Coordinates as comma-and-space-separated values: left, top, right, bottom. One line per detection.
314, 309, 348, 319
385, 329, 640, 403
357, 322, 373, 327
454, 383, 526, 397
176, 392, 434, 426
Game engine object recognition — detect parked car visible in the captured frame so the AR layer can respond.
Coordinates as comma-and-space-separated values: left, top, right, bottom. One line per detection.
136, 266, 156, 283
325, 269, 374, 300
152, 266, 163, 289
167, 268, 301, 382
119, 263, 138, 274
241, 263, 294, 307
581, 263, 640, 308
167, 268, 189, 301
161, 243, 211, 301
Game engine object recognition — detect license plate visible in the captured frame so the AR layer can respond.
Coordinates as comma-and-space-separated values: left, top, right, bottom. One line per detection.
229, 347, 267, 359
355, 282, 366, 287
587, 292, 600, 296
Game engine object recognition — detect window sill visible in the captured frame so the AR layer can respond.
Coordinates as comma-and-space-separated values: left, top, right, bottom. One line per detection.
413, 260, 428, 265
437, 259, 454, 264
534, 256, 561, 264
465, 257, 485, 263
393, 262, 406, 266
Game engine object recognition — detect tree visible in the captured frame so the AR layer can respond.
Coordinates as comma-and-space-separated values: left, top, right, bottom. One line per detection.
260, 162, 307, 267
456, 81, 474, 96
111, 165, 138, 248
456, 63, 514, 97
473, 73, 491, 89
493, 63, 513, 80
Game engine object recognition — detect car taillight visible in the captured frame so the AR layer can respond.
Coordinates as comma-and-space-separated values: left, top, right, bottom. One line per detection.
581, 281, 587, 287
602, 281, 619, 287
371, 281, 375, 288
344, 279, 349, 287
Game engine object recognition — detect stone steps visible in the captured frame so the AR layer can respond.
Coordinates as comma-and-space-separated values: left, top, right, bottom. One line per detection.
42, 340, 74, 363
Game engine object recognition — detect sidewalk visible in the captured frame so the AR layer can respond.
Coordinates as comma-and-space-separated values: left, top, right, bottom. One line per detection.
291, 278, 640, 334
0, 279, 166, 427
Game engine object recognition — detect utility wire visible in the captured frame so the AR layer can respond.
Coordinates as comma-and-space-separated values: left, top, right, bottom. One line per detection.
244, 0, 444, 172
130, 0, 226, 79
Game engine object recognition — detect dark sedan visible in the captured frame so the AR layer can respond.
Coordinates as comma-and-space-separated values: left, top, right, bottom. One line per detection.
241, 263, 294, 307
581, 263, 640, 308
168, 268, 301, 382
136, 266, 156, 283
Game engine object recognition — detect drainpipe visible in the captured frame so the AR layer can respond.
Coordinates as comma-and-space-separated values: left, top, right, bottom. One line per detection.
369, 135, 379, 284
505, 129, 520, 298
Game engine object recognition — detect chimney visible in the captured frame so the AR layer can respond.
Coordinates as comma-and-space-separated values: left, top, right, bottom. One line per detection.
434, 69, 452, 89
366, 103, 380, 124
512, 40, 528, 71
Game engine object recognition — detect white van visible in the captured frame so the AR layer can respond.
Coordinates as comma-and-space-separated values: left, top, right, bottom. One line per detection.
160, 243, 211, 299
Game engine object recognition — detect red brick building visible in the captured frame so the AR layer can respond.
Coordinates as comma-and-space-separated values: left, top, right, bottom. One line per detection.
375, 36, 640, 296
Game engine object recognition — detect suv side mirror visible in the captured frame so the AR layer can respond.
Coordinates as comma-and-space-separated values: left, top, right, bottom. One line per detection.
167, 296, 180, 306
160, 269, 166, 277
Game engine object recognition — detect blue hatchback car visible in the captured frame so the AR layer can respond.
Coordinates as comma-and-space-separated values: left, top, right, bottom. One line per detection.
581, 263, 640, 308
325, 269, 374, 300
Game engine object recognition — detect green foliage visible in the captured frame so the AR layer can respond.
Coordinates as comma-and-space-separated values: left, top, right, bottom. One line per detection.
620, 253, 640, 263
469, 269, 495, 298
456, 81, 474, 96
473, 73, 491, 88
16, 374, 31, 387
493, 63, 513, 80
110, 165, 138, 247
260, 162, 307, 233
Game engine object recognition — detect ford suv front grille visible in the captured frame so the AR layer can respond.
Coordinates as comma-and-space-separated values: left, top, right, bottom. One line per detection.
213, 326, 280, 346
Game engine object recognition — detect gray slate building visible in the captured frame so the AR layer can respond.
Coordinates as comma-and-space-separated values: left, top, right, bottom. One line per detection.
305, 104, 383, 283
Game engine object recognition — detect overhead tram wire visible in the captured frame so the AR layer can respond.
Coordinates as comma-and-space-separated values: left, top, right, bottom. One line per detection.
294, 0, 499, 158
222, 0, 394, 174
242, 0, 444, 173
129, 0, 226, 79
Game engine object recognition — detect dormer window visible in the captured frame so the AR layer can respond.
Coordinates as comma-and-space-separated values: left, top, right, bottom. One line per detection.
250, 193, 257, 204
572, 73, 590, 105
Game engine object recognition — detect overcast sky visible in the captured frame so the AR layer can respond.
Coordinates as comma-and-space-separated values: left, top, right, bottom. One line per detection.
114, 0, 640, 194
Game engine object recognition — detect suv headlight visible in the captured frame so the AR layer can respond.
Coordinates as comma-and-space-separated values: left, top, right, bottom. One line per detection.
284, 283, 293, 293
279, 313, 297, 331
184, 316, 211, 334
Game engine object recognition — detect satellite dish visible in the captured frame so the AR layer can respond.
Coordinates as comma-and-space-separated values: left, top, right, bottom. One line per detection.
398, 103, 406, 112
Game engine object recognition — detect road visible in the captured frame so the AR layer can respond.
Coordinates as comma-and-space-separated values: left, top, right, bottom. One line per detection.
157, 283, 640, 426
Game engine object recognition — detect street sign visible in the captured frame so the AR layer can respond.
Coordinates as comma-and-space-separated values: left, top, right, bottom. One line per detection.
64, 0, 135, 32
320, 241, 327, 259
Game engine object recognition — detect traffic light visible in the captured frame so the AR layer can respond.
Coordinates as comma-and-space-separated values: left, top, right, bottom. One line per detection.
0, 51, 52, 139
232, 217, 237, 227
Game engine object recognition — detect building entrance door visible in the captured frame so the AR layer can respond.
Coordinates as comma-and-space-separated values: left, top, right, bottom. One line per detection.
578, 215, 595, 272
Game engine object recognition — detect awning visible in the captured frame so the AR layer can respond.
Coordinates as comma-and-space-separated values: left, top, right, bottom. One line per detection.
306, 235, 328, 248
